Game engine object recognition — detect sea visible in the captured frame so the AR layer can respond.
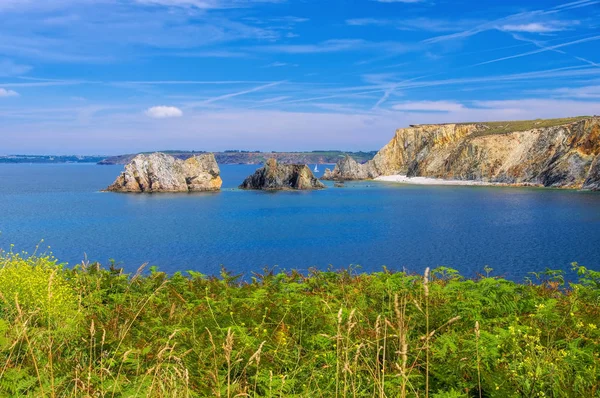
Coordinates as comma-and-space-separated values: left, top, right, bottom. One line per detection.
1, 163, 599, 280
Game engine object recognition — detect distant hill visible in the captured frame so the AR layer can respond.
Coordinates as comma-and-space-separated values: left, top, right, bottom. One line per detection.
0, 155, 105, 164
97, 150, 378, 165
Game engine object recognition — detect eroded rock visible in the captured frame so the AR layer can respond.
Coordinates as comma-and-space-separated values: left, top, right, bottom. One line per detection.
239, 158, 325, 190
321, 155, 378, 180
106, 152, 222, 193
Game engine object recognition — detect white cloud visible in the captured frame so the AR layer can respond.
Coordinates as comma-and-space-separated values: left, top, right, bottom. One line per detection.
0, 88, 19, 97
392, 101, 464, 112
263, 62, 296, 67
145, 105, 183, 118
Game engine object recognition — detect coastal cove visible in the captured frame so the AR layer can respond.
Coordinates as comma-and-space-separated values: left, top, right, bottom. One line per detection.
1, 163, 599, 280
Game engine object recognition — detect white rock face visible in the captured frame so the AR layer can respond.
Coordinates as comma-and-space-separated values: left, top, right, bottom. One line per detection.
106, 152, 222, 193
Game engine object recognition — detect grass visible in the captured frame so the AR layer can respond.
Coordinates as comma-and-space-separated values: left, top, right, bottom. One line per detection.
1, 250, 599, 397
464, 116, 592, 138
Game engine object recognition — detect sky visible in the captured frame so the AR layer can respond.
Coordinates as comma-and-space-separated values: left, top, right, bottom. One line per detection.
0, 0, 599, 155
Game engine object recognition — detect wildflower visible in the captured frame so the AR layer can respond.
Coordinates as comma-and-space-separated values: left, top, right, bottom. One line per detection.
588, 324, 597, 330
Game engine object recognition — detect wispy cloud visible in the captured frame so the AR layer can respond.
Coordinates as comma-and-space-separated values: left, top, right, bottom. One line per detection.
0, 59, 32, 76
509, 33, 600, 68
263, 62, 296, 67
134, 0, 286, 9
392, 101, 464, 112
0, 1, 282, 63
531, 85, 600, 98
499, 22, 572, 33
253, 39, 410, 54
170, 50, 249, 58
374, 0, 425, 3
423, 1, 597, 43
346, 17, 474, 32
0, 88, 19, 97
473, 34, 600, 66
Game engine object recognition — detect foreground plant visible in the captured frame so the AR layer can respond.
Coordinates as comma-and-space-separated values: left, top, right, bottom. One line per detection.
0, 250, 598, 397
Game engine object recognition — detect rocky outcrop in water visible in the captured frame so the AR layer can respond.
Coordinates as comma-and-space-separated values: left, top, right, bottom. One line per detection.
323, 117, 600, 190
240, 158, 325, 190
322, 155, 378, 181
106, 152, 222, 193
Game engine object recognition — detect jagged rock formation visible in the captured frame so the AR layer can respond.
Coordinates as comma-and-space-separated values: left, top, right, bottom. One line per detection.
323, 116, 600, 190
322, 155, 378, 180
240, 158, 325, 190
106, 152, 222, 193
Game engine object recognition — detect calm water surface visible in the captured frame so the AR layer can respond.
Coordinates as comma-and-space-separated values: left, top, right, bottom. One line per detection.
1, 163, 599, 280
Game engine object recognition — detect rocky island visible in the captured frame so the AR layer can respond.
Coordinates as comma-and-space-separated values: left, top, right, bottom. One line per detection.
240, 158, 325, 190
105, 152, 222, 193
322, 154, 378, 181
323, 116, 600, 190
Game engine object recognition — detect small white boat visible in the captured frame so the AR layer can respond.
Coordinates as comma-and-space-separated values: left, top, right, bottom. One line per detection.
314, 164, 319, 172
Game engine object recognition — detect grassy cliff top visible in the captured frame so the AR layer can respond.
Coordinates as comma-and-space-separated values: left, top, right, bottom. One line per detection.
469, 115, 593, 135
410, 116, 593, 136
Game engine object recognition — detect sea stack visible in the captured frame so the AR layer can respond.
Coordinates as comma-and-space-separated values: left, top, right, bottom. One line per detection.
106, 152, 222, 193
240, 158, 325, 190
321, 154, 378, 181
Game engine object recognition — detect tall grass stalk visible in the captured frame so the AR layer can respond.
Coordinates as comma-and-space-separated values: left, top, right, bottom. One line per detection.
423, 267, 430, 398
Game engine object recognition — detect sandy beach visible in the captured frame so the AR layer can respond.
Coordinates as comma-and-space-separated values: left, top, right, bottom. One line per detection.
375, 174, 498, 186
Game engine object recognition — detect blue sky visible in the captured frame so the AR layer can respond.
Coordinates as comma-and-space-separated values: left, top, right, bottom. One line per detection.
1, 0, 599, 154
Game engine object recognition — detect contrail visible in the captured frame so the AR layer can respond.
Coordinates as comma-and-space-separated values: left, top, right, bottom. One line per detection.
196, 81, 285, 106
423, 0, 599, 44
472, 35, 600, 67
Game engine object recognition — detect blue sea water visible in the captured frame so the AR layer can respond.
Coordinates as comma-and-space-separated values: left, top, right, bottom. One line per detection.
1, 163, 599, 280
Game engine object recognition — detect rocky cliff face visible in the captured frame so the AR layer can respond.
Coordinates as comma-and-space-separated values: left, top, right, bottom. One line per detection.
106, 152, 222, 193
240, 158, 325, 190
323, 117, 600, 190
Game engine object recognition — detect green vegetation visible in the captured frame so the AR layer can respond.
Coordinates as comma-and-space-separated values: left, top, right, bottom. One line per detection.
465, 116, 591, 137
1, 251, 599, 397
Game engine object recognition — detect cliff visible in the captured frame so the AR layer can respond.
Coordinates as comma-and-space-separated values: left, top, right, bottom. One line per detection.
240, 158, 325, 190
106, 152, 222, 193
323, 116, 600, 190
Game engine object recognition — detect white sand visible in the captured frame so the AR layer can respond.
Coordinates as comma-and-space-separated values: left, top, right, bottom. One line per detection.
375, 175, 497, 186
